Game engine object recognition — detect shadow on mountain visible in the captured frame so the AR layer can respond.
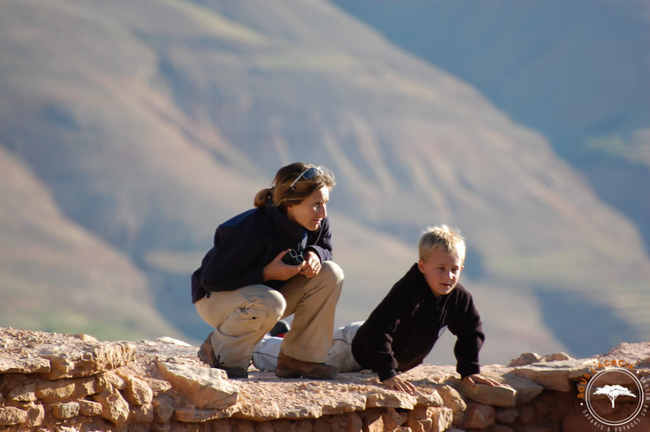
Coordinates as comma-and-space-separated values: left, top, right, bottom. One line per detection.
148, 270, 211, 346
535, 288, 641, 358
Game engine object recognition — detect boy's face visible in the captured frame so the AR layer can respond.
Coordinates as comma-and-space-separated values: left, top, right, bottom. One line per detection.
418, 246, 464, 297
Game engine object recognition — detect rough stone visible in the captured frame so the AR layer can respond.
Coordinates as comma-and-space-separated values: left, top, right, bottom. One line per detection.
174, 407, 225, 423
0, 406, 29, 425
36, 379, 75, 402
459, 402, 495, 429
513, 359, 596, 392
39, 340, 136, 380
72, 376, 98, 399
496, 408, 519, 424
7, 381, 37, 402
381, 407, 408, 430
153, 396, 175, 423
26, 403, 45, 427
414, 388, 444, 407
92, 387, 130, 425
320, 391, 366, 416
508, 353, 542, 367
122, 376, 154, 406
1, 327, 649, 432
50, 401, 80, 420
501, 372, 545, 405
436, 384, 467, 414
157, 362, 238, 410
519, 404, 537, 424
78, 399, 103, 416
0, 355, 50, 374
407, 406, 453, 432
130, 403, 155, 423
541, 352, 573, 362
363, 408, 384, 432
366, 390, 416, 410
458, 379, 517, 407
97, 370, 127, 391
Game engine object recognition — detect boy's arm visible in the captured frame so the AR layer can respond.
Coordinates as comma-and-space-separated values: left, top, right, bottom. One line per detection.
448, 289, 485, 378
356, 309, 401, 381
353, 284, 408, 381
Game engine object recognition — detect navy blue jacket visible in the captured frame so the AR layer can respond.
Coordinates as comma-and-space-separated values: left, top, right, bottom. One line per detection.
191, 202, 333, 303
351, 264, 484, 380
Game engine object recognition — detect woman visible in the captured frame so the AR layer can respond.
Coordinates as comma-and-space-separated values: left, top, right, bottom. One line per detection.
191, 162, 344, 379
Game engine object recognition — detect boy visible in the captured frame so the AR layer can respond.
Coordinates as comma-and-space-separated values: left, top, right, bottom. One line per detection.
253, 225, 498, 392
350, 224, 498, 392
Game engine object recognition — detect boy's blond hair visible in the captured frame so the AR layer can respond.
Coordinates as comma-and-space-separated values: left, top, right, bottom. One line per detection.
418, 225, 466, 262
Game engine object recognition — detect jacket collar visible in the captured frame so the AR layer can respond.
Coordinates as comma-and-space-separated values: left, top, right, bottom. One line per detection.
265, 199, 306, 244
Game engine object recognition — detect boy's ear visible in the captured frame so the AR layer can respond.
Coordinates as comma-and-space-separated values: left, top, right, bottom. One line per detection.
417, 260, 425, 273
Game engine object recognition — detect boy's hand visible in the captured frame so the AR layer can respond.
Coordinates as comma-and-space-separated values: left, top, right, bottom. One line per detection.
382, 375, 417, 394
462, 374, 501, 387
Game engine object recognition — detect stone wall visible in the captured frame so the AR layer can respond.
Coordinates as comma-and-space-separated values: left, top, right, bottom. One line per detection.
1, 328, 648, 432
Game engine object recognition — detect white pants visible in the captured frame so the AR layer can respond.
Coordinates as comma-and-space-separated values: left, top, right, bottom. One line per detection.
253, 321, 363, 372
195, 261, 344, 369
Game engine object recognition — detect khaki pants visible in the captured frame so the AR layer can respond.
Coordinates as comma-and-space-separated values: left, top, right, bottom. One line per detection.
253, 321, 363, 373
195, 261, 344, 369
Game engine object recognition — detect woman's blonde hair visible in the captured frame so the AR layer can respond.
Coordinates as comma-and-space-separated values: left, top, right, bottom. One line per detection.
254, 162, 335, 209
419, 225, 466, 262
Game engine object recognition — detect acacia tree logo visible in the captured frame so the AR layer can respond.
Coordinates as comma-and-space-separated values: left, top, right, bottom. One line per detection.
583, 367, 647, 427
594, 384, 637, 409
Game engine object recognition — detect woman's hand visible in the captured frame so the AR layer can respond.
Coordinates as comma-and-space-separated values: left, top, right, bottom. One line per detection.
299, 250, 322, 278
382, 375, 417, 394
263, 250, 305, 281
462, 374, 501, 387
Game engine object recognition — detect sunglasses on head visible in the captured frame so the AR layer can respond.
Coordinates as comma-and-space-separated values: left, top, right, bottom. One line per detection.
289, 166, 322, 190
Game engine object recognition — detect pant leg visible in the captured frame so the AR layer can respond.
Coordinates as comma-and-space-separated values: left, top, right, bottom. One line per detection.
254, 321, 363, 372
326, 321, 363, 372
277, 261, 344, 363
195, 285, 285, 369
252, 335, 282, 371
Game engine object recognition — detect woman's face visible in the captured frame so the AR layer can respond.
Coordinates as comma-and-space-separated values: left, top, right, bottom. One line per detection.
286, 186, 329, 231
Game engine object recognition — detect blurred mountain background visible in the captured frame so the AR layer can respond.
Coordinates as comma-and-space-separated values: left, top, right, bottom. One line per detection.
1, 0, 648, 366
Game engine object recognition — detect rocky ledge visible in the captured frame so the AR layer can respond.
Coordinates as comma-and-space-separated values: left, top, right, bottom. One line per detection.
0, 328, 648, 432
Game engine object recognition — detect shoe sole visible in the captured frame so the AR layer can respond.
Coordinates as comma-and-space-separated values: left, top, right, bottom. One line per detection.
275, 368, 338, 380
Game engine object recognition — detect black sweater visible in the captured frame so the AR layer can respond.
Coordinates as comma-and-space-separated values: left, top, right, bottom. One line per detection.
351, 264, 484, 381
191, 202, 333, 303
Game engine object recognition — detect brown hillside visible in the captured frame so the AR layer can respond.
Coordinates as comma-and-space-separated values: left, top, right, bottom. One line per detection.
0, 0, 648, 362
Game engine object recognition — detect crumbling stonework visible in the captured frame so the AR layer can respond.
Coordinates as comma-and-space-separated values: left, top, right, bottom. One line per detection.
0, 327, 648, 432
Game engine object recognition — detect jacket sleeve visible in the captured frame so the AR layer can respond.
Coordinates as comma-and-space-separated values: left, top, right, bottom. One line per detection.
200, 224, 267, 293
448, 289, 485, 378
305, 217, 334, 263
355, 283, 407, 381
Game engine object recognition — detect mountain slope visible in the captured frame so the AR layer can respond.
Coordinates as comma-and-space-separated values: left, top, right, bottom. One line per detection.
330, 0, 650, 253
0, 0, 648, 362
0, 146, 180, 341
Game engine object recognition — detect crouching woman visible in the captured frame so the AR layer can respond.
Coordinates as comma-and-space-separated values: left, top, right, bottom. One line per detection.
191, 162, 344, 379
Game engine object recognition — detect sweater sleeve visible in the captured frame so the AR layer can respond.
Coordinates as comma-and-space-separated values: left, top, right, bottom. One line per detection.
353, 281, 409, 382
448, 289, 485, 378
200, 224, 266, 293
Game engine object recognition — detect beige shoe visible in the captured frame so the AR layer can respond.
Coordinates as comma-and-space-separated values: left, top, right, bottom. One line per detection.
275, 352, 338, 380
197, 332, 248, 379
197, 332, 217, 366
